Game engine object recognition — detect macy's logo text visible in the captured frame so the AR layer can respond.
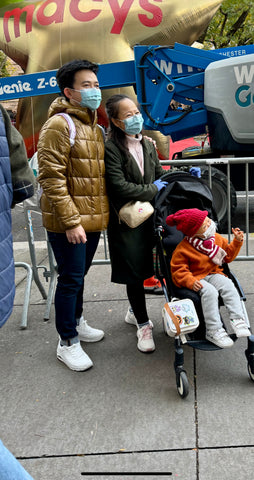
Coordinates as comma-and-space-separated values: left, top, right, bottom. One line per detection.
3, 0, 163, 43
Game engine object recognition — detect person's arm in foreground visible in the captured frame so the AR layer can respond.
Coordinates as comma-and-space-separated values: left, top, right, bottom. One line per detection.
0, 439, 35, 480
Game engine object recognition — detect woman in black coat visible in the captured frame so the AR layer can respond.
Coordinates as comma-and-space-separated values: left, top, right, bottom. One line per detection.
104, 94, 167, 353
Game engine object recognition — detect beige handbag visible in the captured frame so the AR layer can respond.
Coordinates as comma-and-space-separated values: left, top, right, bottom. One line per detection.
118, 201, 154, 228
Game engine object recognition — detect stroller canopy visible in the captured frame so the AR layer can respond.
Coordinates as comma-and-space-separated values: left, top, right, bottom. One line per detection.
154, 170, 216, 230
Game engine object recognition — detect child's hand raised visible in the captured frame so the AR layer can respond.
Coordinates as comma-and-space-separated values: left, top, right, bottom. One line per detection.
232, 227, 244, 242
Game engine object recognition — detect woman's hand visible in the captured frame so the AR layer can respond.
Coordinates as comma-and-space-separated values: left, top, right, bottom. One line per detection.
143, 135, 157, 148
153, 179, 168, 191
66, 225, 87, 244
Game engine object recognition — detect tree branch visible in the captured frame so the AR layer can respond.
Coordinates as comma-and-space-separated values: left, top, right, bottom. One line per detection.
219, 8, 228, 37
228, 9, 249, 36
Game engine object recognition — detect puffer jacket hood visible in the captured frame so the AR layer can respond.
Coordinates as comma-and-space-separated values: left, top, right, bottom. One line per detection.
48, 96, 98, 126
37, 97, 109, 233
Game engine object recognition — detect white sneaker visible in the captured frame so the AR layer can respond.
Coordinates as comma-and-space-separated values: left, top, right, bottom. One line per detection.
231, 318, 251, 338
77, 316, 104, 342
206, 327, 234, 348
137, 324, 155, 353
125, 307, 154, 328
57, 341, 93, 371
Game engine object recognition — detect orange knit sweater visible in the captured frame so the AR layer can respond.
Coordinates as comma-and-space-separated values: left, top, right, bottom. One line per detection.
170, 233, 243, 290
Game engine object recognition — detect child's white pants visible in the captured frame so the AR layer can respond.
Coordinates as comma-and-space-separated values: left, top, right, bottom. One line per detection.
199, 273, 243, 331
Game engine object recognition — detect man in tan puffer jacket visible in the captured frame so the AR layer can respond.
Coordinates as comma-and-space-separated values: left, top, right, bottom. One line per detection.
37, 59, 109, 371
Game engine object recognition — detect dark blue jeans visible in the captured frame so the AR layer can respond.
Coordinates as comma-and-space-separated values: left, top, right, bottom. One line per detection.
47, 231, 101, 341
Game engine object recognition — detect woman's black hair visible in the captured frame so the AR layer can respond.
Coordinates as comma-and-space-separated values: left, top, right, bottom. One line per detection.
105, 94, 144, 159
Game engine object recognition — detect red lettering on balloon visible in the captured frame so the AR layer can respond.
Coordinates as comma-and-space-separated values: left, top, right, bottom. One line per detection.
138, 0, 162, 27
109, 0, 135, 34
4, 6, 35, 42
36, 0, 64, 26
70, 0, 102, 22
3, 0, 164, 43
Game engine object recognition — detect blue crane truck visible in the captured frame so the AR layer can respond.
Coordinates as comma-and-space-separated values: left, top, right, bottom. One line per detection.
2, 42, 254, 227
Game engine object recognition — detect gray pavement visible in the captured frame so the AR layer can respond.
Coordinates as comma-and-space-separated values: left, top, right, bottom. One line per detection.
1, 237, 254, 480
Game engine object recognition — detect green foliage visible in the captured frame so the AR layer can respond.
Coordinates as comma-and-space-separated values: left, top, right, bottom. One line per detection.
0, 0, 29, 7
199, 0, 254, 48
0, 51, 9, 77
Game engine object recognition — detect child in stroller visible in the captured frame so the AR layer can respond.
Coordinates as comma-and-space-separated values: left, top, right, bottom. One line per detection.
154, 170, 254, 397
166, 208, 251, 348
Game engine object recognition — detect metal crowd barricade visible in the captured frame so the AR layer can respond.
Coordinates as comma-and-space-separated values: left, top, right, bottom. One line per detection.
19, 201, 57, 328
18, 155, 253, 328
14, 261, 33, 329
160, 156, 254, 261
19, 196, 110, 328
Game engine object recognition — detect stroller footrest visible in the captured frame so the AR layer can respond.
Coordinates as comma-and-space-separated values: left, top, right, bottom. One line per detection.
186, 339, 223, 351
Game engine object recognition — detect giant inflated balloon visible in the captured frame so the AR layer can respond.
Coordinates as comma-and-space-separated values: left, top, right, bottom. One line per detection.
0, 0, 221, 156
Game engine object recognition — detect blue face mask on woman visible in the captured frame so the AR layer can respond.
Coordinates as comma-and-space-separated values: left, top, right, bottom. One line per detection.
121, 113, 144, 135
72, 88, 102, 111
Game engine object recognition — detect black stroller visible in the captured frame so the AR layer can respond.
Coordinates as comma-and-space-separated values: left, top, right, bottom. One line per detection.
153, 170, 254, 398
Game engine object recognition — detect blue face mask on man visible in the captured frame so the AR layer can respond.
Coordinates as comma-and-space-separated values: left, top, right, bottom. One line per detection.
72, 88, 102, 111
121, 113, 144, 135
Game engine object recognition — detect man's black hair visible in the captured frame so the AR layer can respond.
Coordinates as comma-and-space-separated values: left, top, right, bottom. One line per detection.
56, 60, 99, 99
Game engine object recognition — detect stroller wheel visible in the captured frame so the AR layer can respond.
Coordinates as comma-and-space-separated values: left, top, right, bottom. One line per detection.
176, 370, 189, 398
245, 335, 254, 382
247, 363, 254, 382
